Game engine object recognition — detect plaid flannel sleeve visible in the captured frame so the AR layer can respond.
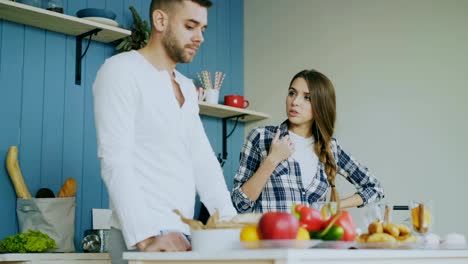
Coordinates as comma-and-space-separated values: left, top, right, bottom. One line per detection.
231, 129, 262, 213
334, 139, 385, 207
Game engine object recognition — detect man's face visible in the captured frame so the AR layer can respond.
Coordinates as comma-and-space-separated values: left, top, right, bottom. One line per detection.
163, 1, 208, 63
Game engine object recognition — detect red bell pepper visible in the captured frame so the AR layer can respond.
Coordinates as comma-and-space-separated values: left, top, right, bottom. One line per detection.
324, 210, 357, 241
292, 204, 324, 232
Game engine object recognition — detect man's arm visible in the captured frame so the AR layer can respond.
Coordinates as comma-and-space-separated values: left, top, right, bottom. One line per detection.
93, 61, 161, 248
190, 115, 237, 220
136, 232, 190, 252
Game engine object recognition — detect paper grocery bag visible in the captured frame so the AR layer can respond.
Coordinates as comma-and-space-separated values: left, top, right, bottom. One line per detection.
16, 197, 76, 252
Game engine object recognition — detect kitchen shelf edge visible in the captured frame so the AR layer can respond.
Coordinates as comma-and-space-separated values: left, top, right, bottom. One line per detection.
199, 101, 269, 122
0, 0, 130, 43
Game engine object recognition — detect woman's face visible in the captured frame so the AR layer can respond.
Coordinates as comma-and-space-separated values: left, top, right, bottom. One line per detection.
286, 77, 313, 127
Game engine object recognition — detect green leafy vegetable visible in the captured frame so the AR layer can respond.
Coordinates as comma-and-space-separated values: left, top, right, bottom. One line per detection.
116, 6, 150, 53
0, 230, 56, 253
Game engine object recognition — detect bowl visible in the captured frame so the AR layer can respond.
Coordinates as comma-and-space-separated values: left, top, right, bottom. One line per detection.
191, 228, 241, 251
76, 8, 116, 20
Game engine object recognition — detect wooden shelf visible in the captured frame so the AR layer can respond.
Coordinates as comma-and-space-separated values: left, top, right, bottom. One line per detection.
0, 0, 130, 43
199, 101, 269, 122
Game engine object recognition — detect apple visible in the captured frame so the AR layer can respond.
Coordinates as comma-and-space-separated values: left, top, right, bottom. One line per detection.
258, 212, 299, 240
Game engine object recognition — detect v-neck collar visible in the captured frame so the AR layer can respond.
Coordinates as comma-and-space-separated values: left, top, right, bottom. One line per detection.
133, 50, 188, 110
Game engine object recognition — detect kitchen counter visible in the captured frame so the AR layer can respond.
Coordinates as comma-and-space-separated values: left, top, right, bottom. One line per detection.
0, 253, 111, 264
124, 249, 468, 264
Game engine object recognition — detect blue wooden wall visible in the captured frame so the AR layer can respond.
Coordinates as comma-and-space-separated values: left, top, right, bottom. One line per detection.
0, 0, 244, 250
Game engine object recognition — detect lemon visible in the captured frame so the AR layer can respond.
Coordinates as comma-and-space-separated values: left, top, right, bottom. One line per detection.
296, 227, 310, 240
240, 225, 260, 241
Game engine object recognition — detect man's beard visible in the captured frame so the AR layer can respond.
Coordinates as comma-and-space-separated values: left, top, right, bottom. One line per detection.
163, 25, 194, 63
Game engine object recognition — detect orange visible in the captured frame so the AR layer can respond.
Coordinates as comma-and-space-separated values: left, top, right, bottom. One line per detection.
296, 227, 310, 240
240, 225, 260, 241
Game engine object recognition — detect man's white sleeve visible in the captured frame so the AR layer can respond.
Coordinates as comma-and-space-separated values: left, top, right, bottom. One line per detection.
190, 114, 237, 220
93, 62, 161, 248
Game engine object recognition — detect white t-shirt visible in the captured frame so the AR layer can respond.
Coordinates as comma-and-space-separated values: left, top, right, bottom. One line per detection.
289, 131, 318, 188
93, 50, 236, 248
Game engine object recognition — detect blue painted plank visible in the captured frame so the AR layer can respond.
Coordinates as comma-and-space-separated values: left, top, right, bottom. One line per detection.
0, 20, 3, 69
87, 0, 105, 9
106, 0, 125, 36
40, 31, 66, 194
0, 21, 25, 240
79, 39, 107, 242
19, 27, 46, 197
64, 0, 86, 248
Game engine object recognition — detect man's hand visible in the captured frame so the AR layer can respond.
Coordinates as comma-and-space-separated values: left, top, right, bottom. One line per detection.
136, 232, 191, 252
267, 129, 295, 164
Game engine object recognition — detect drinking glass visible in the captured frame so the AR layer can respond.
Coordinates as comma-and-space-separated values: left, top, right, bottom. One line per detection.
311, 201, 337, 220
410, 200, 433, 235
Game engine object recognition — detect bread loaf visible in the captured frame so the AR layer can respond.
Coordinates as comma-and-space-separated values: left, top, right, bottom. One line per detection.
6, 146, 32, 198
58, 177, 77, 197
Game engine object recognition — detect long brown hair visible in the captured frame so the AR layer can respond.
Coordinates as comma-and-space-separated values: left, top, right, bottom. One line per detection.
289, 70, 339, 202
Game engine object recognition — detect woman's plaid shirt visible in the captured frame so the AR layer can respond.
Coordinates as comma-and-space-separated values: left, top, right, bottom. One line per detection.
231, 121, 384, 213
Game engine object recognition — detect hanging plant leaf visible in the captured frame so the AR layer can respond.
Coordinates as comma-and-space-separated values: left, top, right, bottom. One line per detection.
116, 6, 150, 53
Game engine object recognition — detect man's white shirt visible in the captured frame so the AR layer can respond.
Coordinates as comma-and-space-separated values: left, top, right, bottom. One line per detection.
93, 50, 236, 248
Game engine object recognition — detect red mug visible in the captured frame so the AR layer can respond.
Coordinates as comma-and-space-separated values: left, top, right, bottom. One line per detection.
224, 94, 249, 109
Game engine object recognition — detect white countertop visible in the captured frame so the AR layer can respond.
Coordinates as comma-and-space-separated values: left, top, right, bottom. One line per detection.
124, 249, 468, 264
0, 252, 110, 261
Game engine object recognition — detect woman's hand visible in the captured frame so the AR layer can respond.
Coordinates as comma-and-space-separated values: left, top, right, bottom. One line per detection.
267, 129, 295, 165
136, 232, 191, 252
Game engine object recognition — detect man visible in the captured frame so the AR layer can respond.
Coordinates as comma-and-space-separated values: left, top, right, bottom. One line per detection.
93, 0, 237, 260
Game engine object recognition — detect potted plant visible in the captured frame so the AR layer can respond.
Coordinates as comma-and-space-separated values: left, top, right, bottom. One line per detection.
116, 6, 150, 53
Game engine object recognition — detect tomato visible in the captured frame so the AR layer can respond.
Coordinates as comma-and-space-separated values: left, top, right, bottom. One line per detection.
258, 212, 299, 240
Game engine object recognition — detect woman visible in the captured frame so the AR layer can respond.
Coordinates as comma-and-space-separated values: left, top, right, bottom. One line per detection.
231, 69, 384, 213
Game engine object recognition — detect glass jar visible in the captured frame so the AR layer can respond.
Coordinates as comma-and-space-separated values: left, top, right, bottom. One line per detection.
45, 0, 63, 13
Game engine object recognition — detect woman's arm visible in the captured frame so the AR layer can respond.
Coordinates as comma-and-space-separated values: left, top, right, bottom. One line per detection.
334, 139, 385, 207
240, 130, 294, 201
340, 193, 364, 208
232, 129, 294, 212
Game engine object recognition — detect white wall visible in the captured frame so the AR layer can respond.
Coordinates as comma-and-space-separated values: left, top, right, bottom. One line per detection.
245, 0, 468, 236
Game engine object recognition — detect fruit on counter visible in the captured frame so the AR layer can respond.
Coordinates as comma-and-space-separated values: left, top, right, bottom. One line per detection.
57, 177, 77, 197
296, 227, 310, 240
258, 212, 299, 240
292, 203, 324, 232
309, 212, 345, 241
240, 225, 260, 241
323, 210, 357, 241
6, 146, 32, 198
368, 219, 383, 234
292, 203, 356, 241
321, 226, 345, 241
358, 220, 416, 243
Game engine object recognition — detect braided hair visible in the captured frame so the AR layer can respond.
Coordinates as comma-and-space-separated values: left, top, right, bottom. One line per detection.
289, 70, 338, 202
